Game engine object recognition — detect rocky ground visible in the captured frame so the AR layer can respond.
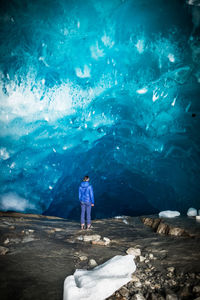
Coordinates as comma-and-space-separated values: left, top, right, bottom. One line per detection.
0, 211, 200, 300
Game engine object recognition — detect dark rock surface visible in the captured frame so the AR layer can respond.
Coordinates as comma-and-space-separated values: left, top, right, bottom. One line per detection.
0, 212, 200, 300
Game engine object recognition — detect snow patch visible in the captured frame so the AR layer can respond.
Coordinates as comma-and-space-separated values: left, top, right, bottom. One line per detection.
63, 255, 136, 300
187, 207, 197, 217
159, 210, 180, 218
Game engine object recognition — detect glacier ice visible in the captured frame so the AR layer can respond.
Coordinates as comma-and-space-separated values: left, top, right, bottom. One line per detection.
0, 0, 200, 218
187, 207, 198, 217
63, 255, 136, 300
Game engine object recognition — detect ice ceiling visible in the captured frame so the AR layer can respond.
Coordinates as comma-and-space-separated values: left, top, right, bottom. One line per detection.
0, 0, 200, 219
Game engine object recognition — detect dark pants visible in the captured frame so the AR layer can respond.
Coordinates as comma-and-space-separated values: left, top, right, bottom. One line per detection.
81, 202, 92, 225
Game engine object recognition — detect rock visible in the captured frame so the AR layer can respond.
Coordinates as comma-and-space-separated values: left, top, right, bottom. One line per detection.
83, 234, 101, 242
131, 293, 145, 300
28, 229, 35, 233
165, 290, 178, 300
141, 217, 153, 226
126, 247, 141, 257
167, 267, 175, 273
149, 253, 154, 259
194, 298, 200, 300
131, 275, 140, 282
152, 219, 161, 230
54, 228, 63, 232
9, 225, 15, 230
168, 227, 185, 236
4, 238, 10, 245
149, 293, 165, 300
91, 240, 108, 246
77, 235, 83, 241
139, 256, 145, 262
134, 281, 142, 288
0, 246, 9, 255
103, 237, 110, 245
119, 287, 129, 297
156, 223, 169, 234
193, 286, 200, 294
79, 256, 88, 261
178, 286, 192, 298
46, 229, 55, 234
88, 259, 97, 267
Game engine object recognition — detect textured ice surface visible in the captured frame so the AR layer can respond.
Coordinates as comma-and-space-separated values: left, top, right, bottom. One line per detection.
159, 210, 180, 218
63, 255, 136, 300
0, 0, 200, 218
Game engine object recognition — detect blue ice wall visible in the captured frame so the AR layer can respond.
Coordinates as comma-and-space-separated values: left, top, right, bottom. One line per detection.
0, 0, 200, 219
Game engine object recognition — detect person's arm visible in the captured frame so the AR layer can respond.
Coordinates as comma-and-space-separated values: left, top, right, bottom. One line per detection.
89, 185, 94, 205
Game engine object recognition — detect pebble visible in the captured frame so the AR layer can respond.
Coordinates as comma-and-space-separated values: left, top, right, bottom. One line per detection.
103, 237, 110, 245
4, 238, 10, 245
0, 246, 9, 255
88, 259, 98, 267
79, 256, 88, 261
193, 286, 200, 293
131, 293, 145, 300
139, 256, 145, 262
167, 267, 175, 273
83, 234, 101, 242
126, 247, 141, 257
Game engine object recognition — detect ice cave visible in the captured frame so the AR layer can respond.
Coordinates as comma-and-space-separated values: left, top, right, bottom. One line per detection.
0, 0, 200, 220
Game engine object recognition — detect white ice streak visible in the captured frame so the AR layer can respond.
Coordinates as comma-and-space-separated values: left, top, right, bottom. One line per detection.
0, 148, 10, 160
63, 255, 136, 300
0, 192, 35, 212
159, 210, 180, 218
75, 65, 91, 78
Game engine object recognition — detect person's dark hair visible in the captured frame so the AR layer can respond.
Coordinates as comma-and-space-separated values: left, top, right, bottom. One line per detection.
83, 175, 90, 181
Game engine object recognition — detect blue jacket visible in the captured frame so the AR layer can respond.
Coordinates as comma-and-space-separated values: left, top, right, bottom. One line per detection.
79, 181, 94, 204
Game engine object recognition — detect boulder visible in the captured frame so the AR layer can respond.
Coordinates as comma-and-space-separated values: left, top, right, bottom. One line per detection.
88, 259, 98, 267
0, 246, 9, 255
126, 247, 141, 257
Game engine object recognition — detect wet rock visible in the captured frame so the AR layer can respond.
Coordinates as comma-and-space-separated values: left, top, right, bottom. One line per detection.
149, 253, 154, 259
126, 247, 141, 257
88, 259, 97, 267
83, 234, 101, 242
9, 225, 15, 230
0, 246, 9, 255
141, 217, 153, 226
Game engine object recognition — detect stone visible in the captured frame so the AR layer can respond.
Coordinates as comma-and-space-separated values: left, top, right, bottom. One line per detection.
167, 267, 175, 273
28, 229, 35, 233
178, 286, 191, 298
88, 259, 98, 267
152, 219, 161, 230
54, 228, 63, 232
9, 225, 15, 230
126, 247, 141, 257
131, 293, 145, 300
193, 286, 200, 294
131, 275, 140, 282
79, 255, 88, 261
139, 255, 145, 262
4, 238, 10, 245
0, 246, 9, 255
141, 217, 153, 226
103, 237, 111, 245
119, 287, 129, 297
149, 253, 154, 259
83, 234, 101, 242
168, 227, 185, 236
91, 240, 108, 246
156, 223, 169, 234
165, 290, 178, 300
149, 293, 165, 300
134, 281, 142, 288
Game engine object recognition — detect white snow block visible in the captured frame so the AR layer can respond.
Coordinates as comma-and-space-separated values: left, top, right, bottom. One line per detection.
63, 255, 136, 300
159, 210, 180, 218
187, 207, 197, 217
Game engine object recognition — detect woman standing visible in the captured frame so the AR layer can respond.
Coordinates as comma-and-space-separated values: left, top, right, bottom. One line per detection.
79, 176, 94, 230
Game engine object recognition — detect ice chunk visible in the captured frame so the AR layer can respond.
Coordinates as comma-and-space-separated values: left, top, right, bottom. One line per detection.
187, 207, 197, 217
63, 255, 136, 300
159, 210, 180, 218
